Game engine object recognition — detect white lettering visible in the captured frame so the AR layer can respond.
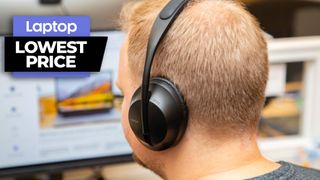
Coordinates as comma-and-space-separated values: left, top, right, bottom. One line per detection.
52, 21, 58, 32
26, 56, 37, 68
57, 23, 67, 32
56, 41, 67, 54
55, 56, 66, 68
67, 41, 77, 53
26, 21, 32, 32
37, 56, 49, 68
43, 23, 53, 35
25, 21, 78, 34
66, 56, 76, 68
25, 55, 77, 68
33, 23, 42, 33
68, 23, 77, 34
77, 41, 87, 53
38, 41, 56, 54
25, 41, 38, 54
16, 41, 25, 54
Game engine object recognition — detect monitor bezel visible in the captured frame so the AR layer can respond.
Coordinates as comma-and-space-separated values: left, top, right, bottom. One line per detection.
0, 154, 132, 177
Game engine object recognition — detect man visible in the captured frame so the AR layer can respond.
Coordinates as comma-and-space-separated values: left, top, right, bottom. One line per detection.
116, 0, 320, 179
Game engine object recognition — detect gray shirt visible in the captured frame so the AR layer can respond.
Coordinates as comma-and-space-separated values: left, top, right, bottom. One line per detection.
249, 161, 320, 180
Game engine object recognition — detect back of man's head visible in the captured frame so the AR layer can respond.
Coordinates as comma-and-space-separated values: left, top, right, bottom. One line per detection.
121, 0, 268, 140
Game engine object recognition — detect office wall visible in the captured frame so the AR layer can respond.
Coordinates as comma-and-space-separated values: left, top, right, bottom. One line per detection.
295, 7, 320, 36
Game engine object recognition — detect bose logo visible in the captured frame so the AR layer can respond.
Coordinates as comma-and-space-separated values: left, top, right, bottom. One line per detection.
130, 118, 139, 124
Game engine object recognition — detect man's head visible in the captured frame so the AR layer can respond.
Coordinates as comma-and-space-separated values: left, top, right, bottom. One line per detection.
117, 0, 268, 177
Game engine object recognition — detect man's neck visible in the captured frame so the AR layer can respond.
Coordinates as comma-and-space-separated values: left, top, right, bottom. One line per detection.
162, 134, 280, 180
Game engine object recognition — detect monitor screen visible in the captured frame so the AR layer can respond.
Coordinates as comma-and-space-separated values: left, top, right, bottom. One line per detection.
0, 31, 131, 172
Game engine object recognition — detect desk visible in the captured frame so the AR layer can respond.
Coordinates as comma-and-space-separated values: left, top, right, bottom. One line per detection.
64, 162, 161, 180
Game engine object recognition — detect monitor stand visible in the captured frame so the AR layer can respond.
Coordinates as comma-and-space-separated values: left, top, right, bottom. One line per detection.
88, 166, 105, 180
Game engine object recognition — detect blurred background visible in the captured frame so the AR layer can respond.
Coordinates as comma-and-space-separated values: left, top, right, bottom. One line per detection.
0, 0, 320, 36
0, 0, 320, 179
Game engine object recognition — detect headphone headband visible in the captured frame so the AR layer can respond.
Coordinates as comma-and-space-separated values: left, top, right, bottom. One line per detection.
141, 0, 190, 143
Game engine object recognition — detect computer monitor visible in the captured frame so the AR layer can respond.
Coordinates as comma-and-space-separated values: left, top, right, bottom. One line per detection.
0, 31, 132, 177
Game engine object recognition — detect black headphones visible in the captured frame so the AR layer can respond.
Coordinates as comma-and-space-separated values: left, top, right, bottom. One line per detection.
128, 0, 190, 151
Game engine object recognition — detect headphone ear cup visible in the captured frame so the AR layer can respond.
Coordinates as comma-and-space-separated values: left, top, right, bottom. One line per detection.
129, 77, 188, 151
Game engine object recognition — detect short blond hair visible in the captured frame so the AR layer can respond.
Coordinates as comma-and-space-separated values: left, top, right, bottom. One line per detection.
121, 0, 268, 137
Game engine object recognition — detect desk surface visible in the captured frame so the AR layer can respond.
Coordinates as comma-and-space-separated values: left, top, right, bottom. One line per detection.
64, 162, 161, 180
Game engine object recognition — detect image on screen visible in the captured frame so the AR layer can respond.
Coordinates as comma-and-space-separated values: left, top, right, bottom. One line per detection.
56, 72, 114, 116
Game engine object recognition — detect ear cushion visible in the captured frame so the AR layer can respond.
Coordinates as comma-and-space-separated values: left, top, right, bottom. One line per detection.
129, 77, 188, 151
